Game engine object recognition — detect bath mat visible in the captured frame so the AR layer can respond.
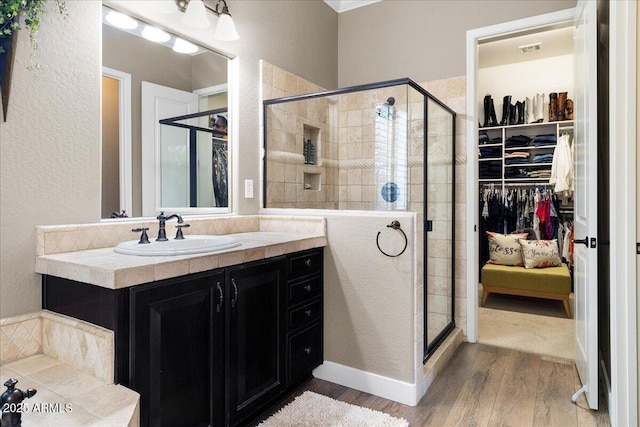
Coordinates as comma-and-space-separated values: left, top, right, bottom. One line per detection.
258, 391, 409, 427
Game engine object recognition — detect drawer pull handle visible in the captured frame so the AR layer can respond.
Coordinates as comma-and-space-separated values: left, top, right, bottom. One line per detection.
305, 259, 312, 268
304, 285, 312, 292
216, 282, 223, 313
231, 278, 238, 308
304, 347, 312, 355
305, 309, 312, 317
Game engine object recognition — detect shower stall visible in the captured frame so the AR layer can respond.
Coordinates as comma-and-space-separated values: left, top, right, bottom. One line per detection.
263, 78, 455, 362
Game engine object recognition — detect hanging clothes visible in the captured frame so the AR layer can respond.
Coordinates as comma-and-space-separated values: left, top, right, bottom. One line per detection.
550, 133, 574, 196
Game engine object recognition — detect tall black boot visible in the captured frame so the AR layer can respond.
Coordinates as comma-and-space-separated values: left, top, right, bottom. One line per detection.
499, 95, 512, 126
517, 101, 525, 124
489, 99, 498, 127
482, 95, 491, 127
509, 104, 517, 125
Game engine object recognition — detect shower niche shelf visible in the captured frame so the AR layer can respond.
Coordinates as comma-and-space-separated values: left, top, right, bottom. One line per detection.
303, 125, 320, 166
303, 172, 321, 191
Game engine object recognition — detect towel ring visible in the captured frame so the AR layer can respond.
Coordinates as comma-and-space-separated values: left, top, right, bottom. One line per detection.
376, 220, 408, 258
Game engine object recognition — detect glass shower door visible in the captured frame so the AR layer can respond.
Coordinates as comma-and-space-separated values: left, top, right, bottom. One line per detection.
425, 96, 455, 356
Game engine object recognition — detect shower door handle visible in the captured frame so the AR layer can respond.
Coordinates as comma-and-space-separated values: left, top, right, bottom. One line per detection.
426, 220, 433, 232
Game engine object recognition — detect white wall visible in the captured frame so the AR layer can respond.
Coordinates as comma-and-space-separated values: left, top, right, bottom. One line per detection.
478, 54, 574, 122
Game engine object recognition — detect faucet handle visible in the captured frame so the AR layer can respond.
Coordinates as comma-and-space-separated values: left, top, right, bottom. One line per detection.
175, 224, 190, 240
132, 227, 150, 244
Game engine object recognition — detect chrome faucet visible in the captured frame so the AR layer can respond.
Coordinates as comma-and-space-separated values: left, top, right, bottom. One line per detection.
156, 211, 183, 241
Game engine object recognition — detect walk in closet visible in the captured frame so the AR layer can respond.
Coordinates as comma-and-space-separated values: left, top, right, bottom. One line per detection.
475, 24, 576, 360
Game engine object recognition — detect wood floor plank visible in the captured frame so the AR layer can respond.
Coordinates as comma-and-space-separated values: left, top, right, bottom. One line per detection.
533, 359, 578, 426
413, 342, 484, 426
443, 345, 512, 426
488, 350, 541, 427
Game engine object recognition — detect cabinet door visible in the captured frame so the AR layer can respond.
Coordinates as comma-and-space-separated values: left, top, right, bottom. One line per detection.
131, 272, 225, 427
227, 259, 284, 426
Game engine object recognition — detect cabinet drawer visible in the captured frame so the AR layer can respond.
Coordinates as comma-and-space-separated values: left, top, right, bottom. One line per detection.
288, 250, 322, 280
288, 275, 321, 305
288, 323, 322, 383
288, 299, 321, 331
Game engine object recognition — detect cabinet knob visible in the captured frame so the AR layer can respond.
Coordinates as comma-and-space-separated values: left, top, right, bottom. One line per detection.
305, 259, 312, 268
304, 347, 312, 355
304, 285, 312, 292
305, 309, 312, 317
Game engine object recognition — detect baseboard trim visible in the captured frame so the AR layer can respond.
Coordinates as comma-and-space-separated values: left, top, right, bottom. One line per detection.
312, 361, 418, 406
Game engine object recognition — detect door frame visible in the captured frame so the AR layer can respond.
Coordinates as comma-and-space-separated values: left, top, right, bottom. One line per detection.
609, 1, 638, 425
465, 8, 576, 343
102, 66, 132, 217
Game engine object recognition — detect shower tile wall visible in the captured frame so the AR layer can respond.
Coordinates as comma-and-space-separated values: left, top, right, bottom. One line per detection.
338, 86, 411, 211
262, 62, 339, 209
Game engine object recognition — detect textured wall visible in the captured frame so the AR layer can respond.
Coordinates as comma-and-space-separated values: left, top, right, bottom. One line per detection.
0, 1, 101, 318
337, 0, 577, 87
323, 213, 415, 383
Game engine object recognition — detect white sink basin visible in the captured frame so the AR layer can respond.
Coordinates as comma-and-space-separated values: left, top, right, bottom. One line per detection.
114, 235, 241, 256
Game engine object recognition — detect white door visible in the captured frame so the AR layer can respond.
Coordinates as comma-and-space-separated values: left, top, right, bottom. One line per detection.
572, 0, 599, 410
141, 82, 199, 217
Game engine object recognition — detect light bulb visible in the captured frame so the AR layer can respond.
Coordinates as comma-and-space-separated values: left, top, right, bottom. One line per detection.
173, 38, 198, 54
141, 26, 171, 43
105, 11, 138, 30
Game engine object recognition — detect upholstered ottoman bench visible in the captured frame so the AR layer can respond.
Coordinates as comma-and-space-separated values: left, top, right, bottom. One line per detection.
481, 263, 572, 318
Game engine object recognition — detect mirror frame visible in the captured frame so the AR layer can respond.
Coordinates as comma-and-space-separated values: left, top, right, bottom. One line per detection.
101, 0, 238, 220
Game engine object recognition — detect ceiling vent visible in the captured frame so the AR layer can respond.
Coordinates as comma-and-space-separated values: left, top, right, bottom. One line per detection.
518, 42, 542, 53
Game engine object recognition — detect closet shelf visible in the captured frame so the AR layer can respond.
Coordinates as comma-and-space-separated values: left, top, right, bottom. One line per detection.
480, 120, 574, 131
479, 158, 502, 162
477, 143, 502, 147
504, 145, 556, 151
504, 163, 553, 167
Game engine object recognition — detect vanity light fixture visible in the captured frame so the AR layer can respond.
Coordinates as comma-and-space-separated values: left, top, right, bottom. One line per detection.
175, 0, 239, 41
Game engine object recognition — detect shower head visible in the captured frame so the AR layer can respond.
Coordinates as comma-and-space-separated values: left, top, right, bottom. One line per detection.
386, 97, 395, 106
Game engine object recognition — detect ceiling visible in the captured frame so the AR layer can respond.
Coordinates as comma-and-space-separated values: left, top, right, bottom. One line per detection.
479, 25, 574, 69
323, 0, 381, 13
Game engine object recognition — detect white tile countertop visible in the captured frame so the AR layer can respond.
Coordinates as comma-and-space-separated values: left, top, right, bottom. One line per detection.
35, 216, 327, 289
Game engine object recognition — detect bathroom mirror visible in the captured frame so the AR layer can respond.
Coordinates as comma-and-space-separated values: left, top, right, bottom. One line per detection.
101, 4, 230, 219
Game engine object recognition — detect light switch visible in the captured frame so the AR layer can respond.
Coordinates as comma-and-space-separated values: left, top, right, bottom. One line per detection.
244, 179, 254, 198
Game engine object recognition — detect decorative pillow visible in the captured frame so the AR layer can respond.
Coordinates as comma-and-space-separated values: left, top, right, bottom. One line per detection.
486, 232, 528, 266
518, 239, 562, 269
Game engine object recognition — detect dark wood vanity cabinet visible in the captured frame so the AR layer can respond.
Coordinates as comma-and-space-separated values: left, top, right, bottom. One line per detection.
226, 260, 285, 427
285, 250, 323, 385
42, 248, 323, 427
130, 271, 225, 427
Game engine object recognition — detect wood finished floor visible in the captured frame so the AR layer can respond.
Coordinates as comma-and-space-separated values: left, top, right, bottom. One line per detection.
254, 343, 610, 427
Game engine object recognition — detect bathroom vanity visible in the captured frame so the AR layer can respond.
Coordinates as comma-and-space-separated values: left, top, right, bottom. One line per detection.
35, 216, 325, 427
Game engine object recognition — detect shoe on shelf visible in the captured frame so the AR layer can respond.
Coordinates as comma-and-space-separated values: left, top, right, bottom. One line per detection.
557, 92, 567, 121
499, 95, 512, 126
526, 97, 535, 124
549, 92, 558, 121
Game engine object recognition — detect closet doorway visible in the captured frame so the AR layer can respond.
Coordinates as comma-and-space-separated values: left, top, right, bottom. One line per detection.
474, 22, 576, 361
